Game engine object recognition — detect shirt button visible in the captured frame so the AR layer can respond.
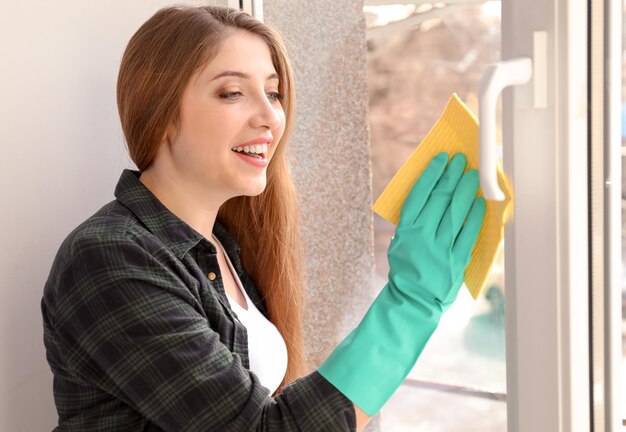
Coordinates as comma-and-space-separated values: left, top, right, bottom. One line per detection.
208, 272, 217, 281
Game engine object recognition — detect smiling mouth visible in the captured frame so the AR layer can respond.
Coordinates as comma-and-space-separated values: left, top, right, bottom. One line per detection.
231, 143, 269, 159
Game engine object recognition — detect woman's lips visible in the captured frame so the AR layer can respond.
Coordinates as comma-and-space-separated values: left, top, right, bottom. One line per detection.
231, 136, 272, 167
233, 149, 268, 167
239, 136, 272, 147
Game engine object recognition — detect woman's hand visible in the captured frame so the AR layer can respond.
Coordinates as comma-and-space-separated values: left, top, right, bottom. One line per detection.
388, 151, 485, 312
318, 151, 486, 418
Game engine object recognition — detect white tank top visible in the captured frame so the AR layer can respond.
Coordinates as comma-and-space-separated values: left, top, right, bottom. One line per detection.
213, 236, 288, 395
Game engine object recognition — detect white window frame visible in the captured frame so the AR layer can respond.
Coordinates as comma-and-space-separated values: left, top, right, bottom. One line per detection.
502, 0, 622, 429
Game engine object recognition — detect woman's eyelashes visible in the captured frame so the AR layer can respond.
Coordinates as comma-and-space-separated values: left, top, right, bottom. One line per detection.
218, 90, 283, 103
266, 91, 284, 103
219, 91, 242, 100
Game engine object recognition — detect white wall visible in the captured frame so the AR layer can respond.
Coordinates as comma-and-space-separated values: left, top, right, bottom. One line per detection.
0, 1, 207, 429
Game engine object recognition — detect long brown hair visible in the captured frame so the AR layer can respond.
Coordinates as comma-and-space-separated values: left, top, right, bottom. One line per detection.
116, 5, 306, 391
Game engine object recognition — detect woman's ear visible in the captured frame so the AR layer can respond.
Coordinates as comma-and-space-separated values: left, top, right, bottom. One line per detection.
162, 120, 178, 146
161, 128, 170, 146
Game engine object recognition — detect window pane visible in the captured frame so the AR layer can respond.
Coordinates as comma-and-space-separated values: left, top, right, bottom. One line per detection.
365, 3, 507, 430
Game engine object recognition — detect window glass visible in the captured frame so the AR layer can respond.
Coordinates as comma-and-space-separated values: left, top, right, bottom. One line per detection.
365, 3, 507, 430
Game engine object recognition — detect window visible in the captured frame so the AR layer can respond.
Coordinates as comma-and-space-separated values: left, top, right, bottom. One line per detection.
365, 3, 507, 430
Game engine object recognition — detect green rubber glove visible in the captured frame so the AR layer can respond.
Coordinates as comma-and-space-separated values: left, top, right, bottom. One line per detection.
318, 152, 486, 416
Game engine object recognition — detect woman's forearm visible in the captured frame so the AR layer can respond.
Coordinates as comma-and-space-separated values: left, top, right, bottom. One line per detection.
355, 404, 372, 431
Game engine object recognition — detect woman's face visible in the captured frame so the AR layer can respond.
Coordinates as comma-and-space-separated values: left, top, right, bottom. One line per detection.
162, 30, 286, 203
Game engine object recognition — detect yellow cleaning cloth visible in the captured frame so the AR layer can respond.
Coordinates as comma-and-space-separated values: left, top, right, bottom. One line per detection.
372, 93, 513, 299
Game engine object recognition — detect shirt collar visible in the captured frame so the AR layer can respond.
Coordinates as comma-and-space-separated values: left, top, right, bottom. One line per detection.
114, 169, 241, 259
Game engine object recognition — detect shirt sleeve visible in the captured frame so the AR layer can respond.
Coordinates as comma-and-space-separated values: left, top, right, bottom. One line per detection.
50, 234, 356, 432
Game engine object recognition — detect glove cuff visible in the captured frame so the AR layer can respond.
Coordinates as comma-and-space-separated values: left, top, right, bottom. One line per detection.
317, 283, 441, 416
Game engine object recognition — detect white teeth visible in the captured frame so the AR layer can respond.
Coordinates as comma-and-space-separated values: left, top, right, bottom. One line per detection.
232, 143, 268, 154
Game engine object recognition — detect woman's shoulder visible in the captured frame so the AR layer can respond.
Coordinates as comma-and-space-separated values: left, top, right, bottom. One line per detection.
47, 199, 157, 279
60, 199, 140, 254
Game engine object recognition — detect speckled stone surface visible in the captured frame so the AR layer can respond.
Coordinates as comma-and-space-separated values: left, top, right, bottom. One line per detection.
263, 0, 374, 362
264, 0, 378, 418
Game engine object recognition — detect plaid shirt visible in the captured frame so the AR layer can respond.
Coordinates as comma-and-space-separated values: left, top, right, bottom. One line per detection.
41, 169, 356, 431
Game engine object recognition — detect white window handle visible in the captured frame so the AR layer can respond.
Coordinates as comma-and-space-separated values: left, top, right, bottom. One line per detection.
478, 57, 532, 200
479, 31, 546, 201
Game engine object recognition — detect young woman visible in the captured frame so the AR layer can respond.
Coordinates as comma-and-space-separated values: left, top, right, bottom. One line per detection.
41, 5, 486, 431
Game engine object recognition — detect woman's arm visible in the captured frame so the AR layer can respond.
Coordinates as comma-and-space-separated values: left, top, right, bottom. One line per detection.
45, 154, 483, 431
317, 152, 485, 417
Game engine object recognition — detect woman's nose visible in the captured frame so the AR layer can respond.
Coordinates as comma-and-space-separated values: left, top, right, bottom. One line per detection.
250, 95, 282, 130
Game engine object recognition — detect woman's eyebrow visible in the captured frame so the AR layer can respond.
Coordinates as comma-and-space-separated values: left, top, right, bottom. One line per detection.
210, 70, 279, 81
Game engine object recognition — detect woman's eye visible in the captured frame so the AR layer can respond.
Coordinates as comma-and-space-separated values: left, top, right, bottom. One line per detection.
266, 92, 284, 103
219, 91, 242, 100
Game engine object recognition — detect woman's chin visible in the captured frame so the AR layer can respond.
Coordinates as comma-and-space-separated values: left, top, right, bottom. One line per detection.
239, 180, 267, 197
